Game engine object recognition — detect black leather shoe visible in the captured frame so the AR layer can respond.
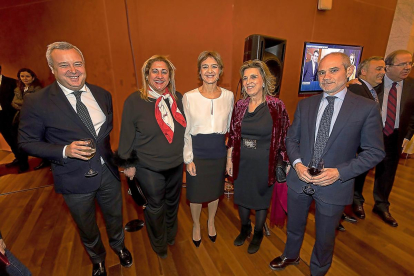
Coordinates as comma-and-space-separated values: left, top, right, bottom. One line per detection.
92, 262, 107, 276
157, 251, 167, 259
337, 223, 346, 231
269, 255, 300, 271
373, 208, 398, 227
247, 229, 264, 254
18, 162, 29, 174
342, 213, 357, 223
117, 248, 133, 267
234, 222, 252, 246
5, 159, 19, 168
34, 160, 50, 170
353, 204, 366, 219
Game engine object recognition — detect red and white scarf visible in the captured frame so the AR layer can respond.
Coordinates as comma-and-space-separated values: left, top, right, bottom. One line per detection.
149, 87, 186, 143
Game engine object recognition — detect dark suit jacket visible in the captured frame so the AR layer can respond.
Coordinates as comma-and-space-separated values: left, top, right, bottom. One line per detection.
19, 81, 120, 194
286, 91, 385, 205
0, 75, 17, 121
376, 76, 414, 146
348, 78, 378, 102
302, 61, 318, 82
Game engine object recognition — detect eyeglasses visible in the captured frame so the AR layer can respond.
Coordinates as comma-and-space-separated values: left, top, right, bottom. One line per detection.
389, 62, 413, 67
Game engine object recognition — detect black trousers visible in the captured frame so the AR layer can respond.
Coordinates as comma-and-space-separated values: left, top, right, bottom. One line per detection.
0, 111, 18, 158
373, 130, 401, 211
135, 163, 183, 255
283, 188, 344, 276
62, 164, 124, 264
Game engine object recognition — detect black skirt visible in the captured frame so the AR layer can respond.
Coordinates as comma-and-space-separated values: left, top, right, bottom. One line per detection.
186, 156, 226, 203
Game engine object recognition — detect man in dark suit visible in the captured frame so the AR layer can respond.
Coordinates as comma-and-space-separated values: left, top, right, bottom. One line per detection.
19, 42, 132, 276
371, 50, 414, 227
269, 53, 385, 276
348, 56, 386, 219
0, 66, 21, 168
303, 50, 319, 82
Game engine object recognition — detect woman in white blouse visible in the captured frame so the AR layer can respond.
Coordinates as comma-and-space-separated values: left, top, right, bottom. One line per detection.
183, 51, 234, 247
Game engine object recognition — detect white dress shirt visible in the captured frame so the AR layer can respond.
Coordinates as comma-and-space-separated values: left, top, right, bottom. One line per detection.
57, 82, 106, 159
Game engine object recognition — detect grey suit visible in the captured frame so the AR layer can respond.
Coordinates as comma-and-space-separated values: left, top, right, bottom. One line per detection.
284, 91, 385, 275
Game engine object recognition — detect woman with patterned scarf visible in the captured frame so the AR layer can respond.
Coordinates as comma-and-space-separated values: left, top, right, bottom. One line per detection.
115, 55, 186, 259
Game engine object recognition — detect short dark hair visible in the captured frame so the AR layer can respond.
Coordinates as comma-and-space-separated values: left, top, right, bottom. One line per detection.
385, 50, 412, 65
357, 56, 383, 77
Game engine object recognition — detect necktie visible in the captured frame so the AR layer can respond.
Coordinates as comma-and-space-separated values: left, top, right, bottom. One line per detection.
312, 96, 336, 163
73, 91, 97, 139
383, 82, 397, 136
370, 88, 379, 103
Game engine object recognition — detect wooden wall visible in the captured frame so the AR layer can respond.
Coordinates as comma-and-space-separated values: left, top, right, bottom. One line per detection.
0, 0, 398, 149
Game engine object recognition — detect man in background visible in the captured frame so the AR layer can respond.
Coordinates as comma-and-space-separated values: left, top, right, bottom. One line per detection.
303, 50, 319, 82
348, 56, 385, 219
0, 65, 25, 171
371, 50, 414, 227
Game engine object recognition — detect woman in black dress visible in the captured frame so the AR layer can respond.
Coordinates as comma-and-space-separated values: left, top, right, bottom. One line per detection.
116, 55, 186, 259
226, 60, 290, 254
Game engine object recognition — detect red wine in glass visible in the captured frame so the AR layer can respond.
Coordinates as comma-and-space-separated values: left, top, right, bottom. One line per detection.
308, 159, 324, 176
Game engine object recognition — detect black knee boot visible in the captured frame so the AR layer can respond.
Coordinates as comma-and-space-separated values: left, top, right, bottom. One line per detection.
247, 229, 264, 254
234, 222, 252, 246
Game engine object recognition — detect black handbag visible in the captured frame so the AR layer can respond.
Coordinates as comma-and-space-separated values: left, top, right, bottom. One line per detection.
127, 177, 148, 208
276, 154, 288, 183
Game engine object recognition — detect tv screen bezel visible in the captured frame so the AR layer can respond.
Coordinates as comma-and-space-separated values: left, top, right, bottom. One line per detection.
298, 42, 364, 95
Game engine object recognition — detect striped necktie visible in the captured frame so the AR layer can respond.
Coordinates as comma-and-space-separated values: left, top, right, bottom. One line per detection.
383, 82, 397, 136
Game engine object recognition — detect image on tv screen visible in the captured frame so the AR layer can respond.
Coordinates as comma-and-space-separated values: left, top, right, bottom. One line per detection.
299, 42, 363, 94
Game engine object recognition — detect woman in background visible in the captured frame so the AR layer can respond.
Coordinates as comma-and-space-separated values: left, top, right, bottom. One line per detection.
183, 51, 234, 247
116, 55, 186, 259
11, 68, 43, 173
227, 60, 290, 254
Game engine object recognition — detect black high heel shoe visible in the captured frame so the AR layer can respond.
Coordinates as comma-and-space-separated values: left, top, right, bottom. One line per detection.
193, 238, 202, 247
193, 225, 202, 247
207, 220, 217, 243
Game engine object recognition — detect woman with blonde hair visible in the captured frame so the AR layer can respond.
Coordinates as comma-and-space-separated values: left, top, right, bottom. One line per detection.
227, 60, 290, 254
116, 55, 186, 259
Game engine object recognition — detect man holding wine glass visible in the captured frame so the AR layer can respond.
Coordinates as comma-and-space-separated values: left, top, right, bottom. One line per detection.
18, 42, 132, 276
269, 52, 385, 276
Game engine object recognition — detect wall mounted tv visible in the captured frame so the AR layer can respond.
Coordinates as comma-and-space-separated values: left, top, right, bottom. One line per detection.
299, 42, 363, 94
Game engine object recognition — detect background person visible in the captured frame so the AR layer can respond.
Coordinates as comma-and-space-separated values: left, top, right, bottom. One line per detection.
11, 68, 46, 172
227, 60, 290, 254
183, 51, 234, 247
116, 55, 186, 259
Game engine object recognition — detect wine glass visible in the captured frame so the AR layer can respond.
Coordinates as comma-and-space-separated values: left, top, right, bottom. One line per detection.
80, 138, 98, 177
302, 159, 324, 195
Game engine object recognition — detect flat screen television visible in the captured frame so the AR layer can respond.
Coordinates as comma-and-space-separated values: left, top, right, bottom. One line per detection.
299, 42, 363, 94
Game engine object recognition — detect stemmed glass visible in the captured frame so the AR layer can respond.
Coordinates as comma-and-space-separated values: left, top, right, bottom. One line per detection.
80, 138, 98, 177
302, 159, 324, 195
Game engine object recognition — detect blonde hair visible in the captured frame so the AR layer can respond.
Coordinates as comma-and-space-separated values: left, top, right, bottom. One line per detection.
139, 55, 177, 101
240, 59, 276, 101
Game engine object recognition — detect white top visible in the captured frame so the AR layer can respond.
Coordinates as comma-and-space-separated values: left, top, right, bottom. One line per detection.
182, 87, 234, 164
